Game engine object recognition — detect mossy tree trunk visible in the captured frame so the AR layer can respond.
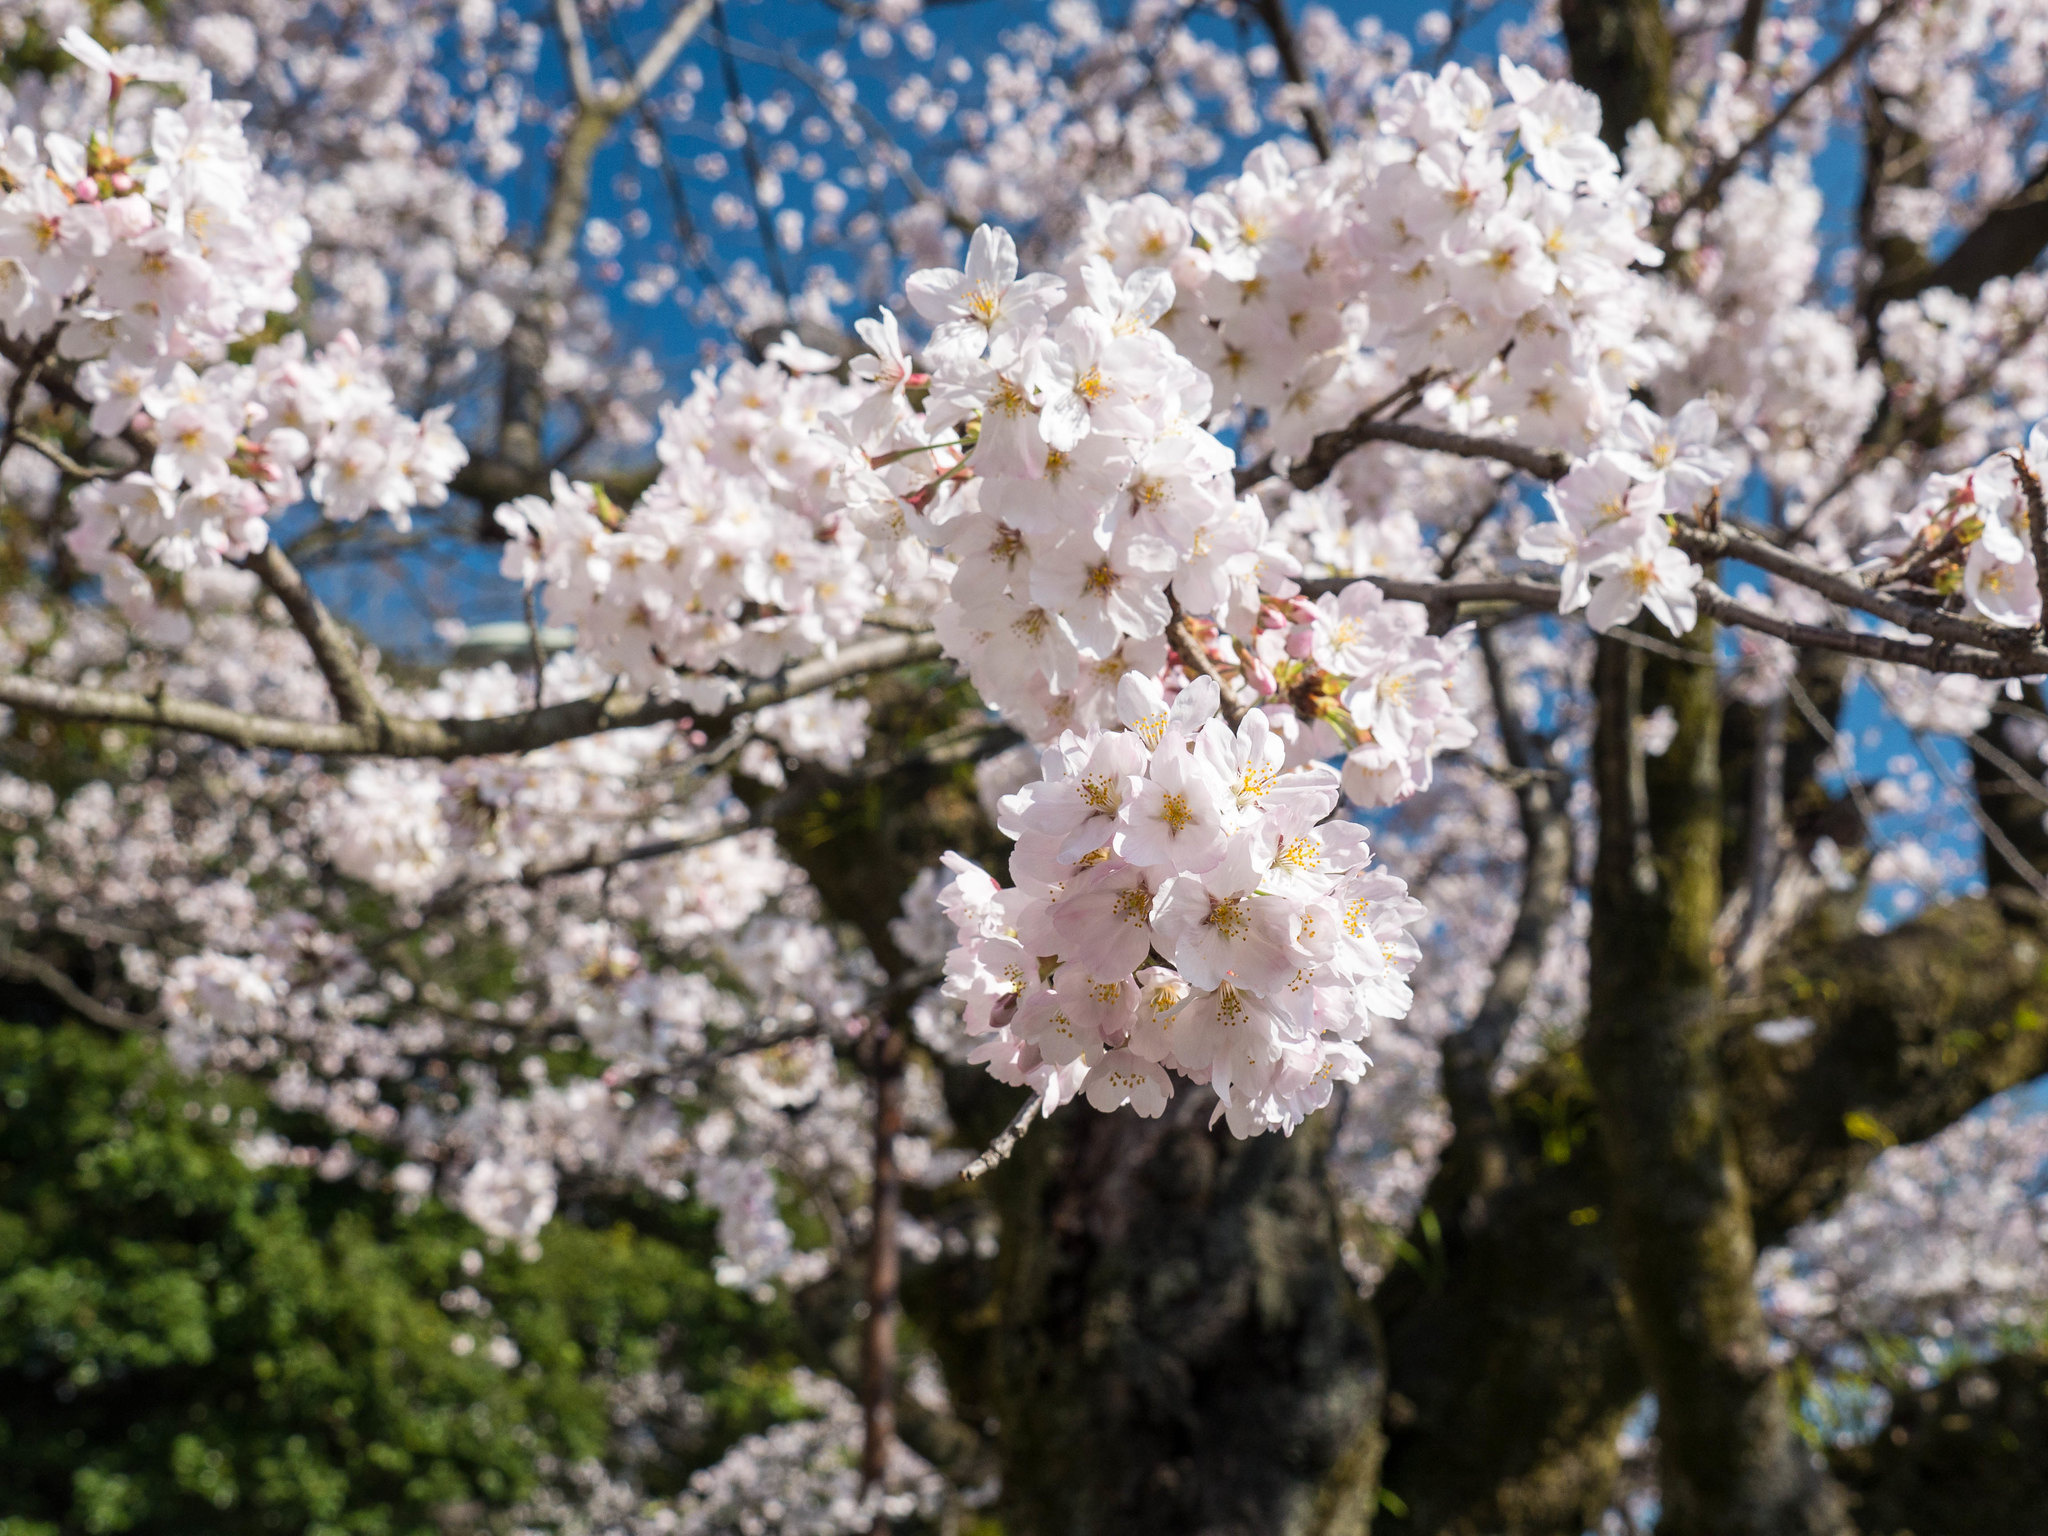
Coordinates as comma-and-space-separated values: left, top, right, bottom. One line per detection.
1584, 628, 1852, 1536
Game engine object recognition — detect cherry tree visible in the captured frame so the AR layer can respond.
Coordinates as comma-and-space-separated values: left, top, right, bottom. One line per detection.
4, 1, 2048, 1532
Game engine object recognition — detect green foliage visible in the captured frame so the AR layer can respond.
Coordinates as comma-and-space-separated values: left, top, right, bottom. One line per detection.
0, 1022, 792, 1536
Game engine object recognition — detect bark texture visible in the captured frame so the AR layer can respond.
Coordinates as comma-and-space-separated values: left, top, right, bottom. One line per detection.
990, 1094, 1383, 1536
1559, 0, 1671, 146
1377, 884, 2048, 1534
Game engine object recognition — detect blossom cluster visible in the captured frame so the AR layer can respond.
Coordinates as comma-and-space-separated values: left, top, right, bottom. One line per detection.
836, 223, 1482, 813
68, 330, 466, 634
4, 32, 464, 634
937, 673, 1423, 1136
1102, 61, 1662, 460
1884, 422, 2048, 629
0, 32, 300, 376
1517, 400, 1730, 635
497, 360, 893, 704
830, 225, 1266, 739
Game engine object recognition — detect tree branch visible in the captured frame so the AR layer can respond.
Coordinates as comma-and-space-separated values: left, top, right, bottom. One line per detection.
241, 541, 385, 728
0, 943, 158, 1034
1693, 581, 2048, 678
1673, 521, 2048, 658
554, 0, 599, 104
628, 0, 717, 106
959, 1092, 1041, 1181
499, 0, 714, 480
0, 631, 944, 759
1166, 599, 1253, 727
1665, 0, 1905, 234
1240, 413, 1571, 497
1249, 0, 1332, 160
1896, 156, 2048, 305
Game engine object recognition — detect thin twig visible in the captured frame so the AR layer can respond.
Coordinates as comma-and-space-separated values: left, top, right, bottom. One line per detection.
1965, 724, 2048, 813
1250, 0, 1332, 159
1785, 670, 1882, 839
12, 432, 121, 480
1665, 0, 1908, 234
2010, 451, 2048, 637
960, 1093, 1043, 1181
1166, 596, 1253, 727
1904, 719, 2048, 903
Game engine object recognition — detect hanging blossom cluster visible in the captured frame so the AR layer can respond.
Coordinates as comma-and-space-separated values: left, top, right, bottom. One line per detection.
498, 358, 900, 706
1517, 400, 1732, 634
841, 227, 1270, 740
3, 32, 465, 634
833, 224, 1480, 805
936, 674, 1424, 1137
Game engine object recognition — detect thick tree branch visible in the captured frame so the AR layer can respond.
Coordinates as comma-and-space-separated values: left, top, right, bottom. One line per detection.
1382, 886, 2048, 1534
241, 542, 385, 728
1585, 628, 1853, 1535
0, 632, 944, 759
1561, 0, 1673, 149
1892, 156, 2048, 306
0, 944, 158, 1034
451, 453, 659, 515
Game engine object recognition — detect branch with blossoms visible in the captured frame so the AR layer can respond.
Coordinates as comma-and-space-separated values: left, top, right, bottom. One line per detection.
1274, 401, 2048, 680
19, 24, 2048, 1171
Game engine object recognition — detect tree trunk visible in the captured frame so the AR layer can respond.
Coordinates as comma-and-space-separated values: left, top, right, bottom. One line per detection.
1376, 1054, 1636, 1536
1559, 0, 1671, 148
989, 1091, 1383, 1536
1584, 630, 1852, 1536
